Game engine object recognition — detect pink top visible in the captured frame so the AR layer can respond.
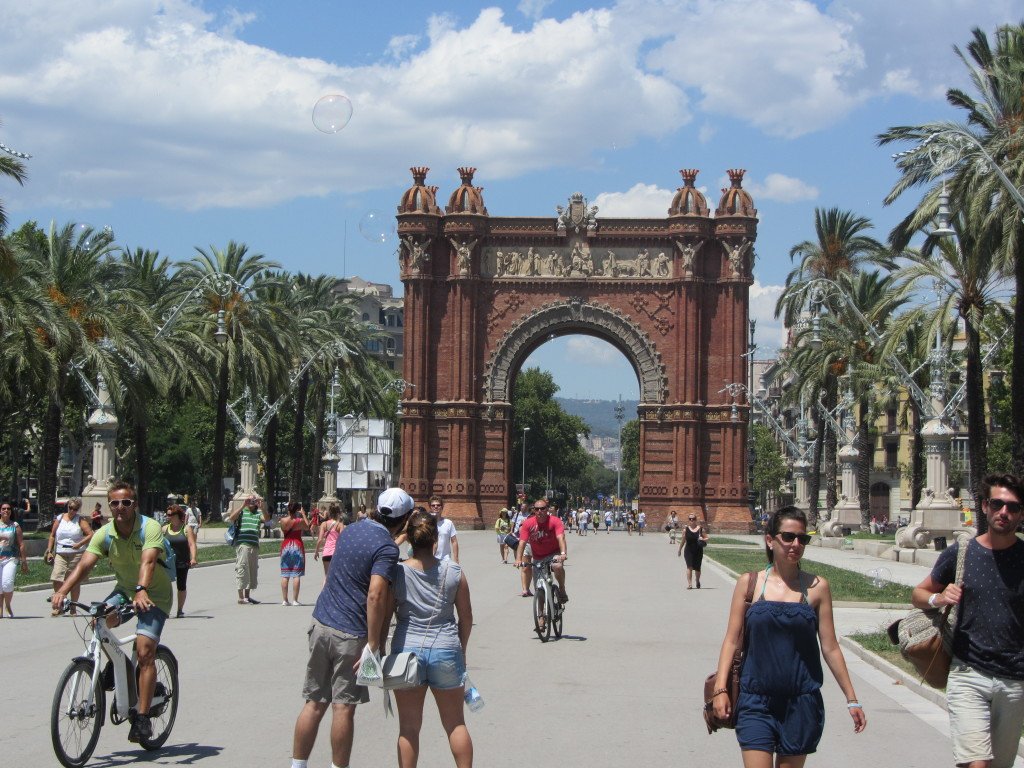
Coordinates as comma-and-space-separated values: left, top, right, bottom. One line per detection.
519, 515, 565, 560
322, 521, 342, 558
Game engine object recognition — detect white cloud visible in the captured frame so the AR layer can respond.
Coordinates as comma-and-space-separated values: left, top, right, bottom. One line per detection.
0, 2, 688, 210
749, 280, 787, 353
593, 183, 673, 217
566, 336, 622, 365
219, 8, 257, 37
518, 0, 554, 21
386, 34, 420, 59
747, 173, 818, 203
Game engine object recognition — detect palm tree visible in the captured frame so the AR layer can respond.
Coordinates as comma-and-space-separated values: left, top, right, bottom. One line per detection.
0, 124, 28, 279
879, 23, 1024, 473
179, 242, 281, 519
21, 222, 151, 521
885, 217, 1012, 528
776, 209, 890, 517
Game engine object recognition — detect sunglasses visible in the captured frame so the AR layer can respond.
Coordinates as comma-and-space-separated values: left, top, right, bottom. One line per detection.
775, 532, 812, 545
430, 503, 442, 508
533, 506, 548, 511
688, 517, 697, 521
988, 498, 1023, 514
109, 499, 135, 508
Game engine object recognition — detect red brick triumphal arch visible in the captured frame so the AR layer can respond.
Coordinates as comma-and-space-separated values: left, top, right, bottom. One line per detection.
396, 166, 757, 531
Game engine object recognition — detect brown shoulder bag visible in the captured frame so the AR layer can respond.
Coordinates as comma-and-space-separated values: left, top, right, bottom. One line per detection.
703, 571, 757, 734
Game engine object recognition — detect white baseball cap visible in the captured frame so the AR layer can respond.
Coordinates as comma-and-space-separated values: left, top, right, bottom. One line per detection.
376, 487, 414, 518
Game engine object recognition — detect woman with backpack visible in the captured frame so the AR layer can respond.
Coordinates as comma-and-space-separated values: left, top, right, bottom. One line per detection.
162, 504, 198, 617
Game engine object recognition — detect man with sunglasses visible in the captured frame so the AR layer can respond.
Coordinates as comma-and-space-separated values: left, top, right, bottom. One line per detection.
427, 496, 459, 563
913, 473, 1024, 768
52, 481, 173, 745
514, 500, 569, 603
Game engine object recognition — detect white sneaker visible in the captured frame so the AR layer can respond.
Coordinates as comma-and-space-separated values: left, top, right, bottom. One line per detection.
281, 601, 289, 606
291, 601, 301, 606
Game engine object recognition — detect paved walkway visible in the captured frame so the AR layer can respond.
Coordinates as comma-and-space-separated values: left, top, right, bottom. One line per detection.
4, 529, 1016, 767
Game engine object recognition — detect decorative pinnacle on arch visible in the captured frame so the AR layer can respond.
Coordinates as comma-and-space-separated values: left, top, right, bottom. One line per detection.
458, 167, 477, 185
680, 169, 699, 186
411, 166, 429, 185
727, 169, 746, 187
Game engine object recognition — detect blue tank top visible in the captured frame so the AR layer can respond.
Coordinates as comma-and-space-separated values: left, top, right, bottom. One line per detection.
740, 568, 823, 697
0, 521, 17, 558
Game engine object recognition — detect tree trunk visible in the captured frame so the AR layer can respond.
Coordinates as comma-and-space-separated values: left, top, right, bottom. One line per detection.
911, 404, 924, 510
857, 395, 871, 528
808, 408, 826, 526
133, 409, 150, 514
208, 355, 230, 521
309, 388, 326, 506
264, 412, 279, 512
964, 314, 988, 535
288, 371, 310, 501
823, 376, 838, 514
1013, 249, 1024, 476
39, 395, 63, 525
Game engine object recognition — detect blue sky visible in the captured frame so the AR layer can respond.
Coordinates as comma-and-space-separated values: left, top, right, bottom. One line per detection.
0, 0, 1018, 401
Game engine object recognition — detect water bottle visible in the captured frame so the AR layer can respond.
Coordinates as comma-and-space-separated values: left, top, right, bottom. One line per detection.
463, 675, 484, 712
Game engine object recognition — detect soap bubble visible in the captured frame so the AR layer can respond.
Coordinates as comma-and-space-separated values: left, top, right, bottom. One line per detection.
358, 210, 395, 244
312, 94, 353, 134
866, 567, 892, 589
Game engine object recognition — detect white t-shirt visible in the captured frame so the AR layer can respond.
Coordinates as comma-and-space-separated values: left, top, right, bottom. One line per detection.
185, 507, 200, 532
435, 517, 457, 560
578, 510, 589, 525
638, 512, 647, 525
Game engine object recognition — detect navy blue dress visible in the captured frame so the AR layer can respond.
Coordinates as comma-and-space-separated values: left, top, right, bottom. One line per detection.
735, 571, 825, 755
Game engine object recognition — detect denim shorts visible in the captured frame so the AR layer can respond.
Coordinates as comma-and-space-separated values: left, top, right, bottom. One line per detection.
408, 647, 466, 690
103, 589, 167, 642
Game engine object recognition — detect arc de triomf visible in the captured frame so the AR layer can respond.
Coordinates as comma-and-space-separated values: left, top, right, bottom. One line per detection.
396, 166, 756, 531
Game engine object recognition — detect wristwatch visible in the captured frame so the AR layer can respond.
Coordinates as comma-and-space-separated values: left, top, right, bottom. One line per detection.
135, 585, 148, 593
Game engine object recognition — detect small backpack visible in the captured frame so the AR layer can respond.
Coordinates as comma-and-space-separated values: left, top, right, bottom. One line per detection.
102, 515, 176, 579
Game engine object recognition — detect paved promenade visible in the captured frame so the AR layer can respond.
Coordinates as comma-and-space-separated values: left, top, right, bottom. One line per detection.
4, 529, 1014, 767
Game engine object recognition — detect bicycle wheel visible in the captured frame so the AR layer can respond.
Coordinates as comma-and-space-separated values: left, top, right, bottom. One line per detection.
533, 587, 550, 642
51, 658, 105, 768
141, 646, 179, 750
552, 590, 563, 639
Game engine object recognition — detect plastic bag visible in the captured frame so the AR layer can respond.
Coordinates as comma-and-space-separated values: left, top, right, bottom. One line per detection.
355, 645, 384, 687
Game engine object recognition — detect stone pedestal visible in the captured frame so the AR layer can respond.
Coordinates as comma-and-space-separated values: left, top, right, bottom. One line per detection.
820, 443, 861, 537
81, 376, 118, 515
317, 448, 340, 511
792, 458, 810, 512
229, 430, 261, 517
896, 416, 974, 547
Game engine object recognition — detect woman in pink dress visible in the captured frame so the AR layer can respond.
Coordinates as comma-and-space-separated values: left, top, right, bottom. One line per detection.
279, 501, 310, 605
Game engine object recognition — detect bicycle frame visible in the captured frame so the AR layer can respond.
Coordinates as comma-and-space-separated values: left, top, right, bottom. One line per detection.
72, 617, 139, 722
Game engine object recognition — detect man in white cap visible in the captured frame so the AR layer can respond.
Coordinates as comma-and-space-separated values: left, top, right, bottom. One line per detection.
290, 487, 414, 768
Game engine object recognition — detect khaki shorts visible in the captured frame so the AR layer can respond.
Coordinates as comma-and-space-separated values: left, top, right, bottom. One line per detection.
948, 658, 1024, 768
302, 619, 369, 704
51, 552, 82, 581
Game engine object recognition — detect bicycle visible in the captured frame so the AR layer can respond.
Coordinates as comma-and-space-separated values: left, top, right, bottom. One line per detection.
49, 597, 179, 768
523, 555, 564, 642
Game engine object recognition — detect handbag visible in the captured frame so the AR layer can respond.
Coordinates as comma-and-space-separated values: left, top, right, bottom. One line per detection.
224, 522, 238, 545
381, 651, 423, 690
703, 571, 757, 734
887, 535, 969, 688
503, 532, 520, 550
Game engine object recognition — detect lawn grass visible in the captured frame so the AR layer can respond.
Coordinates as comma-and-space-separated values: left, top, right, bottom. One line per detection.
705, 548, 913, 604
847, 631, 936, 684
16, 540, 279, 591
710, 537, 758, 546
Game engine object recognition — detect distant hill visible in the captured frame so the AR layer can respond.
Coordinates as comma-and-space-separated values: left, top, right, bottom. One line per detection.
556, 397, 640, 437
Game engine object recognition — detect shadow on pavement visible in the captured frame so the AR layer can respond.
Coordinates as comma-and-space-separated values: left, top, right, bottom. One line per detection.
88, 742, 224, 766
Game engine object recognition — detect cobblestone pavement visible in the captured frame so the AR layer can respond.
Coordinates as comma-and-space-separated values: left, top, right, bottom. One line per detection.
5, 529, 1012, 767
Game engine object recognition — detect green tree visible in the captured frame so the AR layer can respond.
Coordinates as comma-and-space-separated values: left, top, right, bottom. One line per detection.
511, 368, 591, 500
879, 23, 1024, 474
751, 423, 787, 511
0, 123, 28, 278
620, 419, 639, 497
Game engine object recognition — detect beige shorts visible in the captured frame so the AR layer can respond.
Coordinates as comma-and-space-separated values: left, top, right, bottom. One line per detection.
234, 543, 259, 589
948, 659, 1024, 767
302, 619, 369, 704
51, 552, 82, 581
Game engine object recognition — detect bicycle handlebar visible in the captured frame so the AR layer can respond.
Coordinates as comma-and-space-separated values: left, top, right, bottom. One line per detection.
46, 596, 136, 620
516, 554, 565, 568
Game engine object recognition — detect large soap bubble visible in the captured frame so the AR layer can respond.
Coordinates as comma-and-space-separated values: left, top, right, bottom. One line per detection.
312, 94, 354, 134
866, 567, 893, 589
358, 210, 395, 244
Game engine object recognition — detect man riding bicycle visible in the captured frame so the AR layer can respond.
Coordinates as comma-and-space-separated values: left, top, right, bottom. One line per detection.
514, 500, 569, 602
51, 481, 173, 744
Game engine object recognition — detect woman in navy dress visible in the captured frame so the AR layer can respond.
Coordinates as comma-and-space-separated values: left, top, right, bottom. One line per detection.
710, 506, 866, 767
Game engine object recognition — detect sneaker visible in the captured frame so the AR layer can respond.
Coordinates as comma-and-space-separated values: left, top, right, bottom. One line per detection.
128, 713, 152, 744
282, 601, 290, 606
246, 597, 260, 605
176, 610, 185, 618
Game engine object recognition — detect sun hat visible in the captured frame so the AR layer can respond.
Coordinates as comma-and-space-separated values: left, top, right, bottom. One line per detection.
376, 487, 414, 518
